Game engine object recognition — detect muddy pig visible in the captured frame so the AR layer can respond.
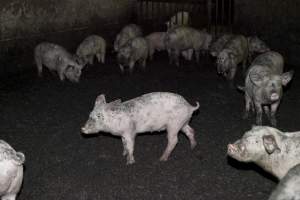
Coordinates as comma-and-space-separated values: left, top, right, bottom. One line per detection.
76, 35, 106, 66
113, 24, 142, 52
268, 164, 300, 200
0, 140, 25, 200
34, 42, 84, 82
165, 11, 190, 29
117, 37, 148, 73
165, 26, 212, 66
216, 35, 249, 81
239, 51, 293, 126
81, 92, 199, 164
228, 126, 300, 179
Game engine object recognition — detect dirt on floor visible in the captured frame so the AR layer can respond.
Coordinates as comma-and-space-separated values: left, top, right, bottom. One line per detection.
0, 52, 298, 200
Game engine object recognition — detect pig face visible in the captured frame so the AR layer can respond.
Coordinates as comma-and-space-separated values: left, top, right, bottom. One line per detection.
217, 50, 236, 75
65, 66, 82, 83
249, 37, 270, 53
227, 126, 281, 162
117, 45, 131, 65
81, 95, 107, 134
249, 70, 294, 102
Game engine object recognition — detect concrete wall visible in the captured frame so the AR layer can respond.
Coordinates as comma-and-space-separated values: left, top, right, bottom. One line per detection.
0, 0, 135, 75
234, 0, 300, 66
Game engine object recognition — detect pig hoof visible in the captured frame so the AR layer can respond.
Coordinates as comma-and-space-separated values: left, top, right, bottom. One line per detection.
159, 156, 169, 162
191, 142, 197, 150
126, 159, 135, 165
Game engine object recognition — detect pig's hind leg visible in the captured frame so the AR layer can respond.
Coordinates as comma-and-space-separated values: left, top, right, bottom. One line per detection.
160, 126, 180, 161
181, 124, 197, 149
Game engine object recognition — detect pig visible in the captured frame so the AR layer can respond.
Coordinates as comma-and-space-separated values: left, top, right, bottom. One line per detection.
210, 34, 234, 57
145, 32, 191, 61
81, 92, 199, 164
113, 24, 142, 52
216, 35, 249, 81
166, 11, 190, 29
227, 126, 300, 180
34, 42, 84, 82
247, 36, 270, 61
165, 26, 212, 66
239, 51, 294, 126
117, 37, 148, 73
145, 32, 167, 60
268, 164, 300, 200
76, 35, 106, 66
0, 140, 25, 200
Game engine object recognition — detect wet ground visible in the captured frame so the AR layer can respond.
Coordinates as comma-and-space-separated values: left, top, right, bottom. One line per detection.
0, 53, 298, 200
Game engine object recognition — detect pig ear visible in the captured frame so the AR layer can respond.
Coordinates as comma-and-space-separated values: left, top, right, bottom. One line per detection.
281, 70, 294, 86
263, 135, 281, 154
95, 94, 106, 105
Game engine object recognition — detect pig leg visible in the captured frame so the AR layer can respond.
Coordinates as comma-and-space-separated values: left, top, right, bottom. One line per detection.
123, 134, 136, 164
101, 49, 106, 64
129, 60, 135, 74
243, 94, 252, 119
119, 65, 124, 73
96, 53, 101, 63
121, 137, 128, 156
160, 127, 179, 161
172, 50, 180, 67
57, 64, 67, 81
1, 194, 16, 200
270, 102, 280, 127
35, 57, 43, 77
263, 105, 271, 119
254, 102, 263, 125
195, 51, 200, 63
181, 124, 197, 149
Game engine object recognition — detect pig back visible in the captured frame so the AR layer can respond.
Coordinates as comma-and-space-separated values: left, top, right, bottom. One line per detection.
251, 51, 284, 75
121, 92, 194, 133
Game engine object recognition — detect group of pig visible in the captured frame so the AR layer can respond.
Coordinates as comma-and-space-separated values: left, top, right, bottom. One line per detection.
1, 17, 297, 200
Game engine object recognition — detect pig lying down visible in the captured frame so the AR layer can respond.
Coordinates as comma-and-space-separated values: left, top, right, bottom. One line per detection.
227, 126, 300, 179
0, 140, 25, 200
82, 92, 199, 164
268, 164, 300, 200
239, 51, 293, 126
34, 42, 84, 82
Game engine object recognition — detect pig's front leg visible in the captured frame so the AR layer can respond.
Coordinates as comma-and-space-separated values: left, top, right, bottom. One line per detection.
255, 102, 263, 125
1, 194, 16, 200
270, 102, 280, 127
121, 137, 128, 156
122, 134, 136, 165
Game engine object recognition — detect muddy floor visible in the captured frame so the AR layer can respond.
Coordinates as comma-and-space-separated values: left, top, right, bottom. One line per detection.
0, 53, 299, 200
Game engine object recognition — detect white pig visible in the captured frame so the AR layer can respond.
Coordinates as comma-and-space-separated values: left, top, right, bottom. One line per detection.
113, 24, 142, 52
228, 126, 300, 179
0, 140, 25, 200
76, 35, 106, 66
81, 92, 199, 164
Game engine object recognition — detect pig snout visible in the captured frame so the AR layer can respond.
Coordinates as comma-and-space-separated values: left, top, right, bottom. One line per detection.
270, 92, 280, 101
81, 119, 96, 134
227, 141, 245, 157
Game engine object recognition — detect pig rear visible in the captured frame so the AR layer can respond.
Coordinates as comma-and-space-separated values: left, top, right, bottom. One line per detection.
81, 92, 199, 164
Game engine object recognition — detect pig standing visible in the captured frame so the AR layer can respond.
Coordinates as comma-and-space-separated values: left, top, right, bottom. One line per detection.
268, 164, 300, 200
166, 11, 190, 29
117, 37, 148, 73
0, 140, 25, 200
76, 35, 106, 66
216, 35, 249, 81
113, 24, 142, 52
34, 42, 84, 82
81, 92, 199, 164
240, 51, 293, 126
165, 26, 212, 66
227, 126, 300, 179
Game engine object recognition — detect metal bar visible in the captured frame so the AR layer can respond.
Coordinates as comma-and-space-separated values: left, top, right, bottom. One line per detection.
215, 0, 218, 36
